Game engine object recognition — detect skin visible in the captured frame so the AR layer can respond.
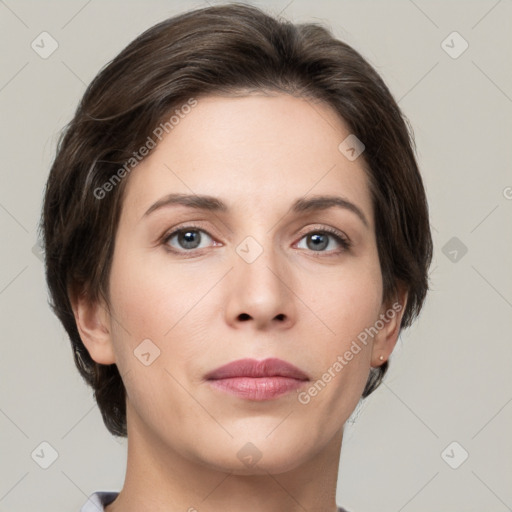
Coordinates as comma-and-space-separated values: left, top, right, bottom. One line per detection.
73, 92, 407, 512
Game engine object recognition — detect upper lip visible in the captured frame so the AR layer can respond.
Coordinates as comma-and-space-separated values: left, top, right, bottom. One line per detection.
205, 358, 309, 381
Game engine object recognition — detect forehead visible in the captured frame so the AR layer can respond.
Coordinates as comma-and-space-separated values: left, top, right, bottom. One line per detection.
121, 93, 373, 227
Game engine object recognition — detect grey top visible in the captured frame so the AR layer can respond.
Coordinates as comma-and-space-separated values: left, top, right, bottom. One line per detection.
80, 491, 351, 511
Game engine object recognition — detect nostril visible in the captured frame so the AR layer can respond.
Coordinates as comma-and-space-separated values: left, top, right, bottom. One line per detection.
238, 313, 251, 321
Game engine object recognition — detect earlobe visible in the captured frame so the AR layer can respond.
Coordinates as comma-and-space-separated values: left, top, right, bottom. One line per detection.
371, 287, 408, 367
70, 289, 117, 365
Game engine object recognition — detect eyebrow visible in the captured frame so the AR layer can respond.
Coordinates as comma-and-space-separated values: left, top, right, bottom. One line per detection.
143, 193, 369, 228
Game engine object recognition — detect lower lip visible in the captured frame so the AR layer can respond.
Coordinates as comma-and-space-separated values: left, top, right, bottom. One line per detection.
207, 377, 307, 400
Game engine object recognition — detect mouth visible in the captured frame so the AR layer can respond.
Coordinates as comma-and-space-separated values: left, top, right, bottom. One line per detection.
205, 358, 309, 401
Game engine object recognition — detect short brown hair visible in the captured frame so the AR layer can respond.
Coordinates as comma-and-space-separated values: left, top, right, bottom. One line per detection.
41, 2, 433, 437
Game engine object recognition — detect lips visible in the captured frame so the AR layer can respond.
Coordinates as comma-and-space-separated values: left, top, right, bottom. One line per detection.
205, 358, 309, 401
205, 358, 309, 381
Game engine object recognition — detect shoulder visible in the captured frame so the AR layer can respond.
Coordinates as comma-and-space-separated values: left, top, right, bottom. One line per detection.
80, 491, 119, 511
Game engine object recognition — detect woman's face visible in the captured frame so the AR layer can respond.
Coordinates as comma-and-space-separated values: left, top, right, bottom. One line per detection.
92, 92, 401, 474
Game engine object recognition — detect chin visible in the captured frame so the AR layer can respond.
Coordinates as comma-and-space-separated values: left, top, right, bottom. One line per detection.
191, 430, 319, 476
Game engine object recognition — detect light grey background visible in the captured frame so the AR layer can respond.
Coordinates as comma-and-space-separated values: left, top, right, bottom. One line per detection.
1, 0, 511, 511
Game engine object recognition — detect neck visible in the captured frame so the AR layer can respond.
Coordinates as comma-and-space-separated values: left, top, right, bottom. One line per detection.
106, 402, 344, 512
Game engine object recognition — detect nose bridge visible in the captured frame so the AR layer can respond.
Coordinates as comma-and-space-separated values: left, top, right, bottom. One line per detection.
231, 202, 281, 274
235, 230, 284, 293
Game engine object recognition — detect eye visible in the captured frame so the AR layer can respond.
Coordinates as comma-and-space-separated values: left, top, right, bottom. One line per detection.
296, 227, 351, 254
163, 225, 216, 252
161, 224, 351, 256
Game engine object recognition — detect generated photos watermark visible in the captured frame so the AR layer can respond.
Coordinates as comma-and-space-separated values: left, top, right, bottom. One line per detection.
93, 97, 198, 200
297, 301, 402, 405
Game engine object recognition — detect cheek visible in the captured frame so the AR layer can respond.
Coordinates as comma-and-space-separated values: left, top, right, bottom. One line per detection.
299, 251, 382, 401
106, 247, 214, 377
108, 246, 193, 334
306, 251, 383, 341
105, 254, 202, 415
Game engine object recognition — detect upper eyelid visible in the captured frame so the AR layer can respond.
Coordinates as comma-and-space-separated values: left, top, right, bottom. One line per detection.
163, 223, 214, 239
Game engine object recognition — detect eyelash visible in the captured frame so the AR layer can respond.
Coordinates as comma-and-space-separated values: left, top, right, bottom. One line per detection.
161, 223, 352, 258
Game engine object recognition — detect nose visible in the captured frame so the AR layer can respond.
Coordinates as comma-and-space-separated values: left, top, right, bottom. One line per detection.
223, 235, 297, 331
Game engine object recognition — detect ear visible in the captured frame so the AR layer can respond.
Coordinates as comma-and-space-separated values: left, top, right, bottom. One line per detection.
370, 284, 408, 368
70, 288, 117, 365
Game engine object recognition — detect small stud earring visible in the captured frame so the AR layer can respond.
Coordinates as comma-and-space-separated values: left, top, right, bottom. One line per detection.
379, 355, 384, 361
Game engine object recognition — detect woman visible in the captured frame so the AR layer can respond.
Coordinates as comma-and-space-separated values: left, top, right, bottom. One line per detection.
41, 3, 433, 511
